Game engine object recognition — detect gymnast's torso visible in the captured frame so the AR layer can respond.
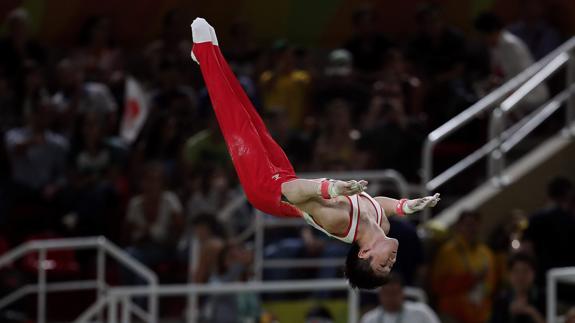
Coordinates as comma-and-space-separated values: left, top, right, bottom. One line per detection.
291, 191, 390, 243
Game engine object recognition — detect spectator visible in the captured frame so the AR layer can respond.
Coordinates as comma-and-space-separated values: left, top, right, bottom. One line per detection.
5, 99, 68, 222
488, 209, 529, 292
406, 3, 471, 125
139, 112, 185, 183
144, 9, 192, 83
387, 215, 425, 286
204, 243, 259, 323
0, 70, 18, 132
0, 8, 46, 95
124, 162, 184, 280
74, 16, 123, 84
490, 253, 545, 323
522, 177, 575, 287
474, 11, 549, 109
264, 227, 348, 285
373, 49, 424, 118
360, 273, 440, 323
186, 166, 238, 218
190, 213, 227, 283
21, 60, 50, 122
265, 110, 313, 170
314, 99, 366, 170
259, 41, 311, 130
407, 4, 467, 82
148, 58, 197, 133
359, 96, 419, 178
224, 19, 261, 78
509, 0, 562, 60
51, 58, 118, 136
305, 306, 334, 323
313, 49, 370, 116
343, 6, 391, 75
182, 117, 231, 172
65, 111, 120, 236
431, 210, 496, 323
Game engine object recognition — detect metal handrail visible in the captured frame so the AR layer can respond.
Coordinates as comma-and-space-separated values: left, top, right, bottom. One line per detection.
77, 280, 429, 323
422, 37, 575, 204
426, 90, 569, 191
0, 236, 159, 323
263, 258, 345, 268
488, 53, 571, 180
501, 91, 568, 153
501, 53, 569, 113
76, 279, 360, 323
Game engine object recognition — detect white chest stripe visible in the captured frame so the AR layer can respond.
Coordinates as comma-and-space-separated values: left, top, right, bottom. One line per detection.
361, 192, 384, 226
302, 195, 360, 244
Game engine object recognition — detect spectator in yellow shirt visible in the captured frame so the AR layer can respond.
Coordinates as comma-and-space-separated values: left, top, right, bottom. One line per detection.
259, 41, 311, 129
431, 210, 497, 323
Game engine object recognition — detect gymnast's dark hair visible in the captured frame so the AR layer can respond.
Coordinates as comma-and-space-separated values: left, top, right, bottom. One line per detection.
345, 241, 389, 290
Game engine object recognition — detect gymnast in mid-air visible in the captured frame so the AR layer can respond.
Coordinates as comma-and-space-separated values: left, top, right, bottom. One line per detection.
190, 18, 440, 289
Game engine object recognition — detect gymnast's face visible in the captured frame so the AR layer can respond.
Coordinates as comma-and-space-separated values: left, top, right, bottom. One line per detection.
360, 236, 398, 275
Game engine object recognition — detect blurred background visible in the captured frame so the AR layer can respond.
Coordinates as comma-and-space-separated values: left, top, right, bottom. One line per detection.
0, 0, 575, 322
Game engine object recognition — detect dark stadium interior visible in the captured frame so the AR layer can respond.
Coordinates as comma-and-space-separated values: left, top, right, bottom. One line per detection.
0, 0, 575, 322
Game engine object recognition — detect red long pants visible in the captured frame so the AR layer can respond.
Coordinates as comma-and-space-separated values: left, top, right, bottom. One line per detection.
192, 41, 302, 217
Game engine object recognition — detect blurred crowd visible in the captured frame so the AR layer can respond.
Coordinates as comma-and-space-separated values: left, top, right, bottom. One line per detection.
0, 1, 574, 322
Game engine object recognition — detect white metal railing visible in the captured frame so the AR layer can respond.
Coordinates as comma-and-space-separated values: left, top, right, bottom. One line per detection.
489, 52, 573, 182
422, 37, 575, 214
75, 280, 428, 323
547, 267, 575, 323
78, 279, 356, 323
0, 236, 159, 323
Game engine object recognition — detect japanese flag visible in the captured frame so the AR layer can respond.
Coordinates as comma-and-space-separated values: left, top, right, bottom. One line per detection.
120, 76, 150, 144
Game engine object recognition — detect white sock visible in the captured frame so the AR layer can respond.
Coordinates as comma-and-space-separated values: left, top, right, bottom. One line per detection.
190, 17, 212, 64
191, 18, 211, 44
209, 25, 219, 46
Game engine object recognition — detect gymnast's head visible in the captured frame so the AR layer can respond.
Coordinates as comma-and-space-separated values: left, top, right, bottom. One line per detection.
345, 235, 398, 289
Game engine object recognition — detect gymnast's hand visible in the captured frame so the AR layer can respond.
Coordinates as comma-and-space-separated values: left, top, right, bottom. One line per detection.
331, 180, 368, 197
403, 193, 441, 214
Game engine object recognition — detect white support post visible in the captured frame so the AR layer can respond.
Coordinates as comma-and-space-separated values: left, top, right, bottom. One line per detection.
188, 291, 199, 323
186, 237, 199, 323
148, 286, 158, 323
96, 245, 106, 322
547, 273, 556, 323
121, 296, 131, 323
488, 108, 505, 184
254, 211, 264, 281
38, 248, 47, 323
567, 51, 575, 136
108, 295, 118, 323
347, 288, 359, 323
421, 140, 434, 221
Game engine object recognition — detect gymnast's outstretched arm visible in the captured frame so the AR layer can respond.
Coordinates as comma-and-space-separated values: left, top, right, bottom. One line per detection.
375, 193, 441, 216
281, 178, 368, 204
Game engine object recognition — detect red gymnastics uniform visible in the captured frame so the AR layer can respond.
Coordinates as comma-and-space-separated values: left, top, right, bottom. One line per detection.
192, 40, 302, 218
